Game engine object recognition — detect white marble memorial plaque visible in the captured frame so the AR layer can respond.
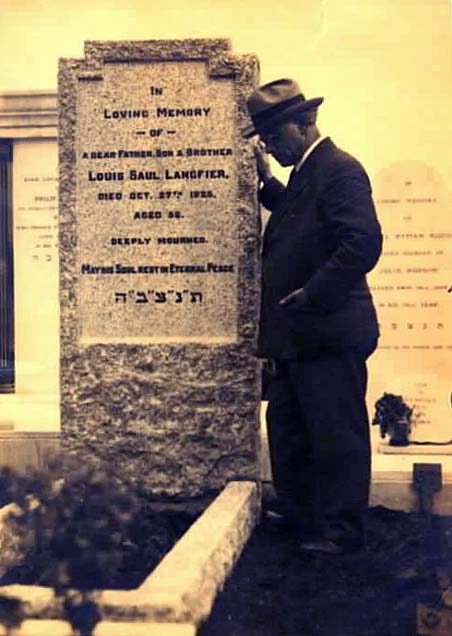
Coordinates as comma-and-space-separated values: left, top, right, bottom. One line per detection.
367, 161, 452, 439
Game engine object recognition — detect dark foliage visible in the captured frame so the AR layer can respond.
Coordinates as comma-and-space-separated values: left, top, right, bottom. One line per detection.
372, 392, 413, 441
0, 454, 194, 634
0, 455, 142, 591
0, 595, 23, 633
63, 592, 102, 636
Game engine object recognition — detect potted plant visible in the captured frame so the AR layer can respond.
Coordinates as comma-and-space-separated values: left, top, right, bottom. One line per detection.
372, 392, 413, 446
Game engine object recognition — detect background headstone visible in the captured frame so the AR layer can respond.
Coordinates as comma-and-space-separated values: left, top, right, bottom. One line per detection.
367, 160, 452, 445
59, 39, 261, 497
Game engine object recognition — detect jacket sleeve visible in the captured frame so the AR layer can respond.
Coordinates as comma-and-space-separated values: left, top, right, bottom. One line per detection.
303, 164, 383, 311
258, 177, 287, 211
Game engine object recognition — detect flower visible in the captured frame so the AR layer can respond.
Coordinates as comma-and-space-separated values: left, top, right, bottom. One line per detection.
372, 393, 413, 441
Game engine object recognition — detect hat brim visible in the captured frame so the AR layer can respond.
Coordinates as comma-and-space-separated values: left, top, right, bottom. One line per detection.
242, 96, 324, 139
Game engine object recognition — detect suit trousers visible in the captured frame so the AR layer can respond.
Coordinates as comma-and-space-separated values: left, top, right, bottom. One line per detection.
266, 348, 371, 545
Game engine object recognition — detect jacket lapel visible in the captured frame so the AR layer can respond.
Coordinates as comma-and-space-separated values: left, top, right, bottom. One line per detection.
263, 164, 311, 243
263, 138, 335, 247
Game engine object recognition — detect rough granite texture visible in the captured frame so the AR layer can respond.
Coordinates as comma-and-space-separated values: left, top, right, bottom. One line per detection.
58, 39, 261, 497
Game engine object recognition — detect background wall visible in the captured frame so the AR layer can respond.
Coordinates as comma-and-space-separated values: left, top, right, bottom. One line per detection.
1, 0, 451, 181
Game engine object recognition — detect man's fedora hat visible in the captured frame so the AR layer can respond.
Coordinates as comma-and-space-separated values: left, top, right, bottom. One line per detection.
243, 78, 324, 139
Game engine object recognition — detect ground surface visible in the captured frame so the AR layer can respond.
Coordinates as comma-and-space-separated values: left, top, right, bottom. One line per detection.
201, 506, 452, 636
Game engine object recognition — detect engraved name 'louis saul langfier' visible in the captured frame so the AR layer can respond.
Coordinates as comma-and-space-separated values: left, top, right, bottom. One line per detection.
87, 169, 229, 181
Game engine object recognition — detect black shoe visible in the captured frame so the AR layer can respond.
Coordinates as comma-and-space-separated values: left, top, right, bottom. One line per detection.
263, 502, 318, 537
263, 508, 286, 523
299, 537, 345, 555
263, 508, 295, 532
300, 535, 364, 555
262, 506, 310, 535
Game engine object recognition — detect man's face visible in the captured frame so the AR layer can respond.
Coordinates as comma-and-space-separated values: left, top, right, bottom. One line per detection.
259, 121, 306, 167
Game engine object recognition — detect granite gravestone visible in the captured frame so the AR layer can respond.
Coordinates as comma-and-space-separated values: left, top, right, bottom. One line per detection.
58, 39, 261, 497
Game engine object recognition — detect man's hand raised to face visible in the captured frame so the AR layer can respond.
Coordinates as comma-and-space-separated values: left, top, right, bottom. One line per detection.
254, 140, 273, 184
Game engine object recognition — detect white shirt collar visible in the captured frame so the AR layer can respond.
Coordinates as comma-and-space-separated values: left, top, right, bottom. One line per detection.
295, 135, 328, 172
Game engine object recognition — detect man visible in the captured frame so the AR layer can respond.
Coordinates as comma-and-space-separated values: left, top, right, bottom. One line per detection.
244, 78, 382, 554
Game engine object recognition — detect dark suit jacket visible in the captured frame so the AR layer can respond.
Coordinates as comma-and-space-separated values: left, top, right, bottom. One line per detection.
258, 137, 383, 358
